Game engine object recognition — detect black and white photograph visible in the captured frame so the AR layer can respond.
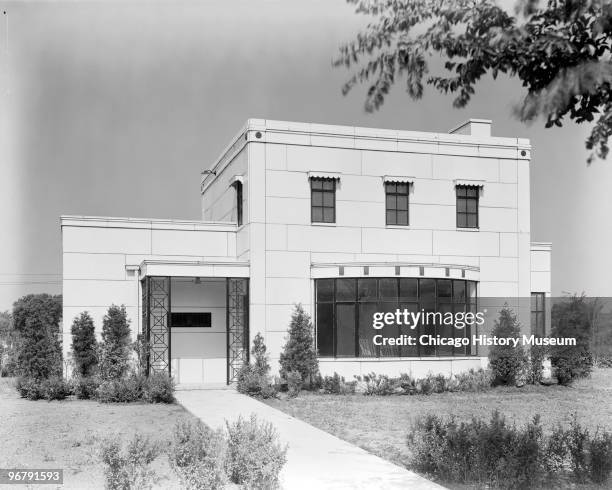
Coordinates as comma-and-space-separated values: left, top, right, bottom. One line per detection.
1, 1, 612, 489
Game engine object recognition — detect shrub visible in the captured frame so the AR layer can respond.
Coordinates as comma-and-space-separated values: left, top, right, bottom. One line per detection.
15, 377, 45, 400
12, 294, 63, 379
252, 332, 270, 375
588, 431, 612, 483
594, 354, 612, 368
526, 345, 548, 384
100, 433, 160, 490
142, 373, 175, 403
361, 373, 396, 396
0, 311, 19, 377
98, 305, 132, 381
71, 311, 98, 377
73, 376, 100, 400
454, 368, 493, 392
286, 370, 302, 398
279, 304, 319, 388
550, 295, 594, 385
168, 420, 227, 490
41, 376, 71, 400
488, 307, 527, 385
96, 374, 146, 403
322, 372, 353, 395
225, 414, 287, 489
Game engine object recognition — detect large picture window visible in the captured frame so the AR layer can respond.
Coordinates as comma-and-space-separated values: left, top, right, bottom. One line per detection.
311, 178, 336, 223
456, 185, 479, 228
315, 278, 478, 358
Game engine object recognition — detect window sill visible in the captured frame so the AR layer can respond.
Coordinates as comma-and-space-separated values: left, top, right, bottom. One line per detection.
318, 356, 483, 361
385, 224, 411, 229
311, 222, 337, 227
456, 227, 480, 232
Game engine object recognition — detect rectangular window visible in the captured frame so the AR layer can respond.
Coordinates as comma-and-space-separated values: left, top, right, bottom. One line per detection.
456, 185, 479, 228
385, 183, 409, 225
315, 278, 478, 358
234, 181, 243, 226
311, 178, 336, 223
531, 292, 546, 337
170, 312, 211, 328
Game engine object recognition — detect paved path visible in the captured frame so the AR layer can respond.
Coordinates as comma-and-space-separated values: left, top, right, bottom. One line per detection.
176, 389, 445, 490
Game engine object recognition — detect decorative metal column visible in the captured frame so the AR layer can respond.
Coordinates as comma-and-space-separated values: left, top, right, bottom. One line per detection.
144, 276, 171, 375
226, 278, 249, 384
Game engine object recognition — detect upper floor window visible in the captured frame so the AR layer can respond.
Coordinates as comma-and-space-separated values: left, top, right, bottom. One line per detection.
311, 178, 336, 223
456, 185, 479, 228
385, 182, 409, 226
531, 292, 545, 337
232, 181, 243, 226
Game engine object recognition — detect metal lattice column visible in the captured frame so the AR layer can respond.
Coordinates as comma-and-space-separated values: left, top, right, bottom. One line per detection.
145, 276, 171, 375
226, 278, 249, 384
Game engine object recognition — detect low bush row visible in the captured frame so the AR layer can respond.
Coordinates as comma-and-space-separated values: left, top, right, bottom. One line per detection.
16, 373, 175, 403
408, 410, 612, 487
317, 369, 493, 396
102, 414, 287, 490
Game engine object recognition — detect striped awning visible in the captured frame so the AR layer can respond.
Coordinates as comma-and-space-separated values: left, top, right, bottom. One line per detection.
308, 171, 341, 180
454, 179, 485, 187
383, 175, 414, 184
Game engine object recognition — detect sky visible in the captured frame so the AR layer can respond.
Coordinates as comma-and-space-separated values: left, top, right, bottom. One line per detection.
0, 0, 611, 311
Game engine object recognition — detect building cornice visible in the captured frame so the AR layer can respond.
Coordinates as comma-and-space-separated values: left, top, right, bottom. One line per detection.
60, 215, 237, 232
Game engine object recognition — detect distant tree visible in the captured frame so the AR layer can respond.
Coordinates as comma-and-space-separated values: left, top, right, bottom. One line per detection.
550, 294, 593, 384
488, 307, 527, 385
279, 304, 319, 387
12, 294, 63, 379
98, 305, 132, 380
336, 0, 612, 162
0, 311, 18, 376
71, 311, 98, 377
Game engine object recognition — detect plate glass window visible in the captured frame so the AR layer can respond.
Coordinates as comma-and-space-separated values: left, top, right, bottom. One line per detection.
311, 178, 336, 223
385, 182, 409, 225
456, 185, 479, 228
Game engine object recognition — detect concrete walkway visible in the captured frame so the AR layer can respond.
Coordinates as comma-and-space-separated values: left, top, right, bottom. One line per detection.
176, 389, 445, 490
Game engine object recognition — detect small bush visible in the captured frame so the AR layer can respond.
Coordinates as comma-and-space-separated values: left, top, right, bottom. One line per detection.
100, 433, 160, 490
454, 368, 493, 392
286, 370, 302, 398
527, 345, 548, 384
98, 305, 132, 381
225, 414, 288, 489
143, 373, 175, 403
71, 311, 98, 377
322, 372, 353, 395
588, 431, 612, 483
15, 377, 45, 400
236, 364, 277, 399
41, 376, 72, 400
359, 373, 397, 396
594, 354, 612, 368
279, 304, 319, 388
252, 332, 270, 375
96, 374, 146, 403
168, 420, 227, 490
73, 376, 100, 400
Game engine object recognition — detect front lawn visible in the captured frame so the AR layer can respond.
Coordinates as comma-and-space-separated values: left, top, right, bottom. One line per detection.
265, 369, 612, 481
0, 378, 198, 489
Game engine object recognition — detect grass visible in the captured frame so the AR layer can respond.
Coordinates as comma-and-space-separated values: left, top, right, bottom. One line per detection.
0, 377, 198, 489
265, 369, 612, 485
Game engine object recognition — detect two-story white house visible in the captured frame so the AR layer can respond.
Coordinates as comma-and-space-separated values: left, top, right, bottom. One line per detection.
61, 118, 552, 385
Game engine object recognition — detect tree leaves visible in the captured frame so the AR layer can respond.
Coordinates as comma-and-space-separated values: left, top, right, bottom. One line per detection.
336, 0, 612, 163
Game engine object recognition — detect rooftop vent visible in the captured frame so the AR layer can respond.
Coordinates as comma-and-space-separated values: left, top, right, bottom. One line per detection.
449, 119, 491, 137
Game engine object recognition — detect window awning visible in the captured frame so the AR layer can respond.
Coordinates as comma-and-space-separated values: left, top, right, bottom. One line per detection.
308, 171, 341, 180
383, 175, 414, 184
454, 179, 485, 187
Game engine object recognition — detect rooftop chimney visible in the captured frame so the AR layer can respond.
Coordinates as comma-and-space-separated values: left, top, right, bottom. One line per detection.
449, 119, 492, 137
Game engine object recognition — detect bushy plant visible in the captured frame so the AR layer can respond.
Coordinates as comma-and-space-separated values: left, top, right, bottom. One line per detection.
236, 334, 277, 399
98, 305, 132, 381
73, 376, 100, 400
488, 307, 527, 385
550, 295, 594, 385
142, 373, 175, 403
71, 311, 98, 377
252, 332, 270, 375
168, 420, 227, 490
286, 370, 302, 398
15, 377, 45, 400
225, 414, 288, 489
100, 433, 160, 490
279, 304, 319, 388
588, 431, 612, 484
361, 373, 397, 396
0, 311, 19, 377
322, 372, 353, 395
526, 345, 548, 384
12, 294, 63, 379
454, 368, 493, 392
96, 374, 147, 403
15, 376, 71, 400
